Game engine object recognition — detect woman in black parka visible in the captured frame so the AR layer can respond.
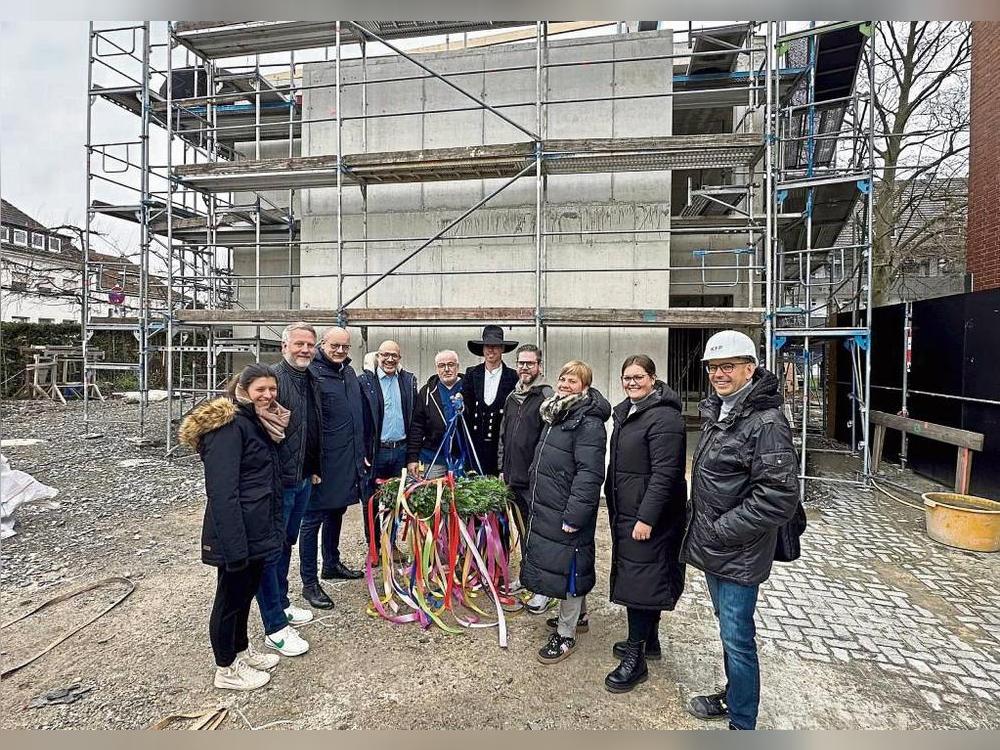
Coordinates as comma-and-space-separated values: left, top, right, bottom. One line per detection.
179, 363, 288, 692
521, 360, 611, 665
603, 355, 687, 693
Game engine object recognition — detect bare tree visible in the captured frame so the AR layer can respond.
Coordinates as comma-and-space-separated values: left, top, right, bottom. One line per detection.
870, 21, 971, 305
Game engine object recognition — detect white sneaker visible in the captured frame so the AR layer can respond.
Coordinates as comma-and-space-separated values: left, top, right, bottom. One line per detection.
264, 625, 309, 657
238, 641, 280, 671
284, 605, 314, 625
214, 658, 270, 691
526, 593, 554, 614
508, 577, 525, 595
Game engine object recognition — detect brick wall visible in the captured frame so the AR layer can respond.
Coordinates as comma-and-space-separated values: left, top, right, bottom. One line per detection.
968, 22, 1000, 291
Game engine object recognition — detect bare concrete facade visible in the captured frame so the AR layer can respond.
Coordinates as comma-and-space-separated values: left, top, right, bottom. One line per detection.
236, 30, 762, 398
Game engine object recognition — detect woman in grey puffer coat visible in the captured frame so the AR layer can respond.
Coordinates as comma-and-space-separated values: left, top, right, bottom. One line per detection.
520, 360, 611, 665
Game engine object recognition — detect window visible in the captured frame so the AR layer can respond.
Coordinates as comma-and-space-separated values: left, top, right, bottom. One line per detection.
12, 229, 27, 246
31, 233, 45, 250
62, 319, 76, 324
48, 236, 61, 252
11, 316, 28, 323
38, 318, 54, 324
0, 226, 8, 242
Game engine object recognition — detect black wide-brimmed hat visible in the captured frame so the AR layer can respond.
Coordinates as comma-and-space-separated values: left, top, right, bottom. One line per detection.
467, 325, 519, 356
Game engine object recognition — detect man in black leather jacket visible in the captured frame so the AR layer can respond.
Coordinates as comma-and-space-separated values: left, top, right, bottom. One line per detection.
680, 330, 798, 730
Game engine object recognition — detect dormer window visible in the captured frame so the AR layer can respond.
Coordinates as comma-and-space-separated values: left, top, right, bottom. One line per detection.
0, 226, 8, 242
31, 233, 45, 250
48, 236, 61, 252
12, 229, 27, 246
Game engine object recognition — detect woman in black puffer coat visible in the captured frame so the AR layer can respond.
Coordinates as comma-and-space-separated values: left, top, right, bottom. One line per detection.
520, 360, 611, 666
603, 355, 687, 693
179, 363, 287, 692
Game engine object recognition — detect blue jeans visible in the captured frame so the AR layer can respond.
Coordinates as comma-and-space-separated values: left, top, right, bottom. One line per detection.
300, 506, 347, 587
255, 478, 312, 634
374, 444, 407, 482
368, 445, 407, 555
705, 573, 760, 730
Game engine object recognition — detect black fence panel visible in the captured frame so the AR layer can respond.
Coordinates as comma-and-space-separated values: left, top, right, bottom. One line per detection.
835, 288, 1000, 498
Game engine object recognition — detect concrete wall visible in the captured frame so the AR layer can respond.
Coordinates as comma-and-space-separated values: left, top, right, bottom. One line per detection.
287, 30, 759, 397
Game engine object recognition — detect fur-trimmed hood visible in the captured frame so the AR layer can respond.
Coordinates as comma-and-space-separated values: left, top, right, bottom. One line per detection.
178, 397, 237, 450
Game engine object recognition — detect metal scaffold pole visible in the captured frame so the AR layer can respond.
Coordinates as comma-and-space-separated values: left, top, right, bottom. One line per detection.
83, 23, 95, 437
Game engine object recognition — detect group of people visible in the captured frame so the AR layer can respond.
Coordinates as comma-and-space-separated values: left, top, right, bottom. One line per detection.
180, 322, 800, 730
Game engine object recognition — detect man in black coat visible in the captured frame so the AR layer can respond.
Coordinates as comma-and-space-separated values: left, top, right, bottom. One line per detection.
407, 350, 465, 479
300, 327, 374, 610
358, 339, 418, 559
497, 344, 552, 579
680, 330, 798, 730
254, 323, 323, 646
462, 325, 518, 476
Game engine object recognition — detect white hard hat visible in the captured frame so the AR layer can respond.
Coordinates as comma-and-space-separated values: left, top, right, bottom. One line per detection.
702, 330, 758, 363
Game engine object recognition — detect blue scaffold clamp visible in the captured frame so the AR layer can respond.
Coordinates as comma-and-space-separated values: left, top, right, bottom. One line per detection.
776, 190, 788, 206
844, 332, 870, 351
774, 336, 787, 351
692, 249, 709, 258
857, 179, 872, 195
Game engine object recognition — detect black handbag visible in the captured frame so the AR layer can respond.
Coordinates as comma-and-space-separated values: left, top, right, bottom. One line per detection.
773, 500, 807, 563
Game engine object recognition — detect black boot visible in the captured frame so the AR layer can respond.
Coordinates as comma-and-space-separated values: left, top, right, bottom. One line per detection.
604, 640, 648, 693
613, 631, 661, 660
322, 560, 363, 580
302, 584, 335, 610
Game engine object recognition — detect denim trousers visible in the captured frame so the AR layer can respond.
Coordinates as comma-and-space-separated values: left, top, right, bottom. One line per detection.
705, 572, 761, 730
367, 445, 407, 555
255, 478, 312, 634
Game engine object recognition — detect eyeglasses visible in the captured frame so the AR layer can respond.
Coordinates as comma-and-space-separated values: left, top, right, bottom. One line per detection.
621, 374, 649, 384
378, 354, 400, 361
436, 362, 459, 369
516, 361, 538, 368
705, 362, 745, 374
328, 343, 351, 352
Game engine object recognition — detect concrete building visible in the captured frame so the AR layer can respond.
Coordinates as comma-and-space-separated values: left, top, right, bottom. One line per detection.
290, 28, 764, 405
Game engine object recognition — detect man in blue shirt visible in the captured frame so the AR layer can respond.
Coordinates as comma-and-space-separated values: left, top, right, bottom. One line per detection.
358, 340, 418, 559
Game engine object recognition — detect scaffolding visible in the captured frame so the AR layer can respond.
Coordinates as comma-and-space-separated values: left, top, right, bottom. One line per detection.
84, 20, 876, 495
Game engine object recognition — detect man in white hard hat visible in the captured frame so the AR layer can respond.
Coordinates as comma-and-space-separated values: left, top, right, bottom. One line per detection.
680, 330, 798, 730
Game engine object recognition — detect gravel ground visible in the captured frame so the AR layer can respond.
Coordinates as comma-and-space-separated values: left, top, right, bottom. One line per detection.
2, 398, 995, 730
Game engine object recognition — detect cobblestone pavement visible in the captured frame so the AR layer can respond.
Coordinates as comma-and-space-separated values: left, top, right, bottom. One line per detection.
681, 453, 1000, 728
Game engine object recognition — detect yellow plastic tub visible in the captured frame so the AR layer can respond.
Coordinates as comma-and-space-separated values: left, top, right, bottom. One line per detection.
922, 492, 1000, 553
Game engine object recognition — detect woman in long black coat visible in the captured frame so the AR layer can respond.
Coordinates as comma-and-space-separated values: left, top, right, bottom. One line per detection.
603, 354, 687, 693
521, 360, 611, 665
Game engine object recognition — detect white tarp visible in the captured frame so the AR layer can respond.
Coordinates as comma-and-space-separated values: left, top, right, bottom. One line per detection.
0, 453, 60, 539
121, 390, 169, 403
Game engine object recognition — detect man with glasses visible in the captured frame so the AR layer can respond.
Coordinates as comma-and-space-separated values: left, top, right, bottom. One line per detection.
407, 350, 466, 480
680, 330, 798, 730
497, 344, 553, 598
300, 327, 374, 611
359, 340, 418, 560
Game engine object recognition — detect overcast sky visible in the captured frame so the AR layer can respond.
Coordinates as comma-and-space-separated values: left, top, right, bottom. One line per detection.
1, 23, 97, 233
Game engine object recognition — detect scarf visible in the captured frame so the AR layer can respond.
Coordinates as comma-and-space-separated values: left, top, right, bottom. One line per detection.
234, 384, 290, 443
511, 378, 547, 404
540, 390, 587, 425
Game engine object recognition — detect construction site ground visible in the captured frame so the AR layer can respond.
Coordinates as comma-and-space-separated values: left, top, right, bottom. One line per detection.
2, 399, 999, 730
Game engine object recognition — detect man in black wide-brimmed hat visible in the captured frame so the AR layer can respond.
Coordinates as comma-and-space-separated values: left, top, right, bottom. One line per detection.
462, 325, 519, 476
